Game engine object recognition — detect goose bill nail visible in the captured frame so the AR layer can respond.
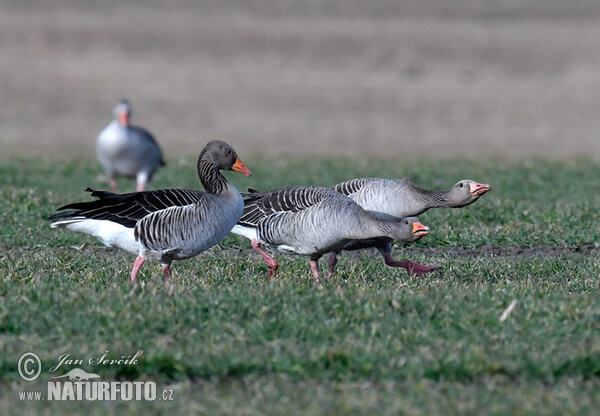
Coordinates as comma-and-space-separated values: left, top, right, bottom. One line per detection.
232, 158, 252, 176
470, 182, 490, 196
412, 223, 430, 236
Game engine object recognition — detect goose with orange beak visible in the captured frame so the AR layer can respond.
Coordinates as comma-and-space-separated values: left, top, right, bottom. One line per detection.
50, 140, 251, 291
329, 177, 491, 277
232, 185, 431, 282
96, 99, 166, 192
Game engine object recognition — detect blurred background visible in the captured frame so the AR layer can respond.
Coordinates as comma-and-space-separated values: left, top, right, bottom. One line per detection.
2, 0, 600, 159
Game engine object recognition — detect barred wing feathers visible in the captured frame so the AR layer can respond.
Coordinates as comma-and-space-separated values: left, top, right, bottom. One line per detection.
238, 186, 336, 227
49, 188, 205, 228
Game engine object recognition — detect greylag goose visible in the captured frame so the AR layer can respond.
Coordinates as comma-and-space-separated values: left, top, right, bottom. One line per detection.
96, 99, 166, 192
330, 177, 491, 276
231, 186, 430, 282
50, 140, 251, 289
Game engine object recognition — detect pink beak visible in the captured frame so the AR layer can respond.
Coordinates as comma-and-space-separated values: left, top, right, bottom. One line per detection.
469, 182, 491, 197
119, 111, 130, 126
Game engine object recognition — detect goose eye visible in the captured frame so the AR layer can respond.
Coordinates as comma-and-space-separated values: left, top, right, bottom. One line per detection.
459, 183, 464, 188
226, 149, 233, 155
404, 220, 409, 225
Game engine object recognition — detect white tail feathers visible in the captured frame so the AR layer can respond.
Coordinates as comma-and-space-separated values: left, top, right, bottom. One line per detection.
50, 217, 87, 228
50, 218, 138, 254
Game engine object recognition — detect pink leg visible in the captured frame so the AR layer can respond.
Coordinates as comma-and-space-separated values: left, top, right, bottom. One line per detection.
383, 254, 440, 276
162, 265, 172, 286
136, 180, 146, 192
327, 252, 338, 279
309, 256, 321, 282
251, 239, 279, 278
162, 264, 173, 294
130, 255, 145, 283
109, 178, 118, 192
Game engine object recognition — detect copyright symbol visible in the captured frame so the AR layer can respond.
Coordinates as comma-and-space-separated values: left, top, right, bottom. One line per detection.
18, 352, 41, 382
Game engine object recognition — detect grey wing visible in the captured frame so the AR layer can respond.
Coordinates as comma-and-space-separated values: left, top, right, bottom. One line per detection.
135, 196, 234, 257
134, 203, 200, 252
238, 186, 334, 227
49, 188, 205, 228
333, 178, 374, 196
131, 126, 166, 166
334, 177, 413, 196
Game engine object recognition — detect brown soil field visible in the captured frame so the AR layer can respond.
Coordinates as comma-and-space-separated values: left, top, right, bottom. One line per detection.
2, 0, 600, 158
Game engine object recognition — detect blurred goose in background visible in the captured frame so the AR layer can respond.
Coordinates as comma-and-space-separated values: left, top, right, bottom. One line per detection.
330, 178, 491, 276
232, 186, 430, 282
96, 99, 166, 192
50, 140, 251, 290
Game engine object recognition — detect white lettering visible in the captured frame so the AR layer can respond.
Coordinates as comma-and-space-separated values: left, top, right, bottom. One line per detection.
121, 382, 133, 401
144, 382, 156, 400
62, 382, 75, 401
46, 381, 158, 401
85, 382, 98, 401
88, 351, 109, 366
49, 354, 84, 372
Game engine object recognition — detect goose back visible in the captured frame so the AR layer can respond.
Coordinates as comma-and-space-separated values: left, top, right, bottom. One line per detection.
334, 178, 429, 218
236, 186, 416, 256
50, 186, 243, 262
334, 177, 490, 219
50, 188, 206, 228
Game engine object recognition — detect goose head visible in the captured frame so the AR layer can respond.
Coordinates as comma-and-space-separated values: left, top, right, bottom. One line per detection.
200, 140, 252, 176
114, 99, 132, 127
392, 217, 430, 242
446, 179, 491, 207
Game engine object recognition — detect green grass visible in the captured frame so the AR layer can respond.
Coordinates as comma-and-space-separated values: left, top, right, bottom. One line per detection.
1, 155, 600, 415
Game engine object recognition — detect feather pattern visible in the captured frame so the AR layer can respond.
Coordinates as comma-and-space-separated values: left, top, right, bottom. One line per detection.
50, 140, 250, 284
328, 176, 490, 277
50, 188, 205, 228
333, 177, 490, 219
239, 186, 328, 228
234, 186, 425, 257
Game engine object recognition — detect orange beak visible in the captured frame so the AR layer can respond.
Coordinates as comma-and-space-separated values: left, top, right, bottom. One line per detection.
231, 157, 252, 176
469, 182, 491, 197
118, 111, 129, 126
412, 221, 430, 237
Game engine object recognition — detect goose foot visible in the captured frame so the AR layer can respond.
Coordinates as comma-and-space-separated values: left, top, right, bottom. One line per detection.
267, 264, 279, 278
164, 283, 174, 296
130, 255, 145, 284
383, 255, 440, 276
129, 283, 139, 297
310, 256, 322, 284
252, 239, 279, 278
162, 265, 172, 292
327, 252, 338, 279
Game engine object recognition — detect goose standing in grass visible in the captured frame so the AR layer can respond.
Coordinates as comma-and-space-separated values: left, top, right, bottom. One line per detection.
330, 177, 491, 276
96, 99, 166, 192
50, 140, 251, 290
231, 186, 430, 282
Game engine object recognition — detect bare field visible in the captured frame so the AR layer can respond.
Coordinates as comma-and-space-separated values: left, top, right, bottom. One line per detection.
2, 0, 600, 158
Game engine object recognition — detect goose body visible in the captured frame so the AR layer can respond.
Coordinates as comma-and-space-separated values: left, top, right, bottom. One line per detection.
96, 99, 165, 192
232, 186, 430, 281
334, 178, 490, 219
330, 177, 491, 276
51, 140, 251, 289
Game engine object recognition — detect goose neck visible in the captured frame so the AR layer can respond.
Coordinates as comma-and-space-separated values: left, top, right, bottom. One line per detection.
414, 187, 451, 209
197, 157, 228, 195
355, 215, 395, 240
